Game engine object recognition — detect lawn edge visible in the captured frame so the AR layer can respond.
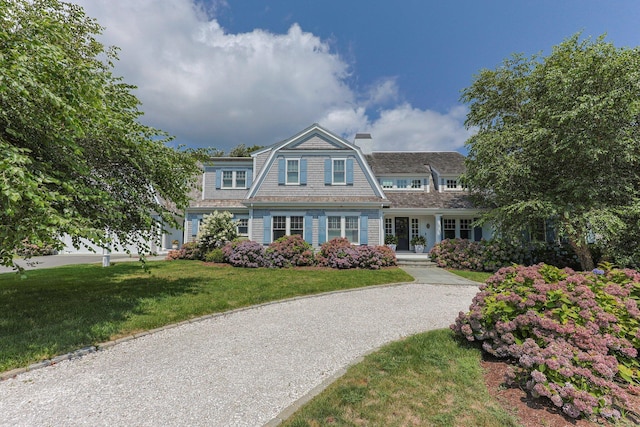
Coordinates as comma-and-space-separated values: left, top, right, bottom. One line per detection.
0, 277, 421, 381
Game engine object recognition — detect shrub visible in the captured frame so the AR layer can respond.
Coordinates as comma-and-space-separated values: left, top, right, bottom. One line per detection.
316, 238, 397, 269
429, 238, 578, 272
204, 248, 225, 263
223, 240, 267, 268
164, 241, 202, 261
452, 263, 640, 421
15, 240, 57, 257
196, 211, 238, 253
265, 235, 315, 268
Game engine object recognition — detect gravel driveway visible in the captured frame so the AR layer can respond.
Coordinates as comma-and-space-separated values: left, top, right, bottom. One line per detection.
0, 277, 478, 427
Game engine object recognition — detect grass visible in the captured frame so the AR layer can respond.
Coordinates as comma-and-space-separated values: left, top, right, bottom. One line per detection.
447, 269, 492, 283
0, 260, 412, 372
281, 328, 520, 427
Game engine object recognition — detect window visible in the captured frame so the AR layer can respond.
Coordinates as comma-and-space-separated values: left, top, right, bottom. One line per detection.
382, 179, 393, 189
222, 171, 233, 188
221, 170, 247, 189
273, 215, 304, 241
446, 179, 458, 189
411, 179, 422, 189
327, 215, 359, 244
286, 159, 299, 184
411, 218, 419, 240
444, 218, 456, 239
333, 159, 346, 184
237, 218, 248, 236
460, 219, 472, 240
396, 179, 408, 189
236, 171, 246, 188
385, 217, 393, 236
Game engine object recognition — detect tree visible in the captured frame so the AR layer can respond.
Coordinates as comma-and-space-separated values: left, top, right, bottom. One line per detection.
227, 144, 264, 157
461, 34, 640, 271
0, 0, 202, 268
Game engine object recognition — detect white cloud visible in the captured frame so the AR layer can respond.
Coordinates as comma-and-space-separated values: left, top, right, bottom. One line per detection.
73, 0, 469, 152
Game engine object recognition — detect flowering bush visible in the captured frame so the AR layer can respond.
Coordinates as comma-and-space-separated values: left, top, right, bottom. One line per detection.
429, 238, 578, 271
196, 210, 238, 253
16, 240, 57, 256
265, 235, 315, 267
164, 241, 202, 261
316, 238, 397, 269
452, 263, 640, 421
222, 240, 267, 268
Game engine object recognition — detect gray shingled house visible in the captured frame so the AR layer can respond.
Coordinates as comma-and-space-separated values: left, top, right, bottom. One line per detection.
184, 123, 490, 252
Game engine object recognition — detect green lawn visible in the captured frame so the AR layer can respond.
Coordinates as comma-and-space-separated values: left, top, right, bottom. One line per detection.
282, 329, 520, 427
448, 269, 492, 283
0, 261, 412, 372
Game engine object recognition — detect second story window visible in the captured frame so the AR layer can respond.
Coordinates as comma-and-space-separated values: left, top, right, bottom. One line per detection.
446, 179, 458, 189
411, 179, 422, 189
396, 179, 408, 189
286, 159, 299, 184
221, 170, 247, 189
333, 159, 345, 184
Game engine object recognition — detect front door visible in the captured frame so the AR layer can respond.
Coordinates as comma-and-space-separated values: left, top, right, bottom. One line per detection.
395, 217, 409, 251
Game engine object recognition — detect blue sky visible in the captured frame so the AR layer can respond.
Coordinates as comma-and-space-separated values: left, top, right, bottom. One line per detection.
73, 0, 640, 153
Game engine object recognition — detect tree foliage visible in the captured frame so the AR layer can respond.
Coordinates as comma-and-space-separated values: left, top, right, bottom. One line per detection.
0, 0, 202, 267
461, 34, 640, 270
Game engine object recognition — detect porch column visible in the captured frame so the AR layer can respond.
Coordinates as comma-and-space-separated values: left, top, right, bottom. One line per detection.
435, 214, 442, 243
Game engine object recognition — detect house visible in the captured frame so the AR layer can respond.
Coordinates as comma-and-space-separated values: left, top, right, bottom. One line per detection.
185, 123, 490, 252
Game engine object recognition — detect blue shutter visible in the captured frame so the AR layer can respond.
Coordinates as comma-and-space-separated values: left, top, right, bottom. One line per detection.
300, 159, 307, 185
474, 226, 483, 241
324, 159, 332, 185
246, 169, 253, 187
346, 158, 354, 185
263, 214, 271, 244
318, 215, 326, 244
360, 215, 368, 245
304, 215, 313, 243
215, 170, 221, 189
278, 158, 285, 185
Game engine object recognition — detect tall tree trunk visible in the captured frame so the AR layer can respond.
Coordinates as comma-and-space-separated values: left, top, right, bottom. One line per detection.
568, 238, 595, 271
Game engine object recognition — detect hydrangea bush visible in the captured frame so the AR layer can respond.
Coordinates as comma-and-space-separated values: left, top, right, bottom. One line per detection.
452, 263, 640, 421
165, 242, 202, 261
222, 240, 266, 268
265, 235, 315, 267
429, 238, 579, 271
196, 211, 238, 253
315, 238, 397, 269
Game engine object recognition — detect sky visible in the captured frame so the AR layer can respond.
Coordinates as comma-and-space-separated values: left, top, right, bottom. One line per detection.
71, 0, 640, 154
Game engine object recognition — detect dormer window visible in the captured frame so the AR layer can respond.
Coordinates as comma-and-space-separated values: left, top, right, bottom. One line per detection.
446, 179, 458, 189
333, 159, 346, 184
221, 170, 247, 189
411, 179, 422, 189
286, 159, 299, 184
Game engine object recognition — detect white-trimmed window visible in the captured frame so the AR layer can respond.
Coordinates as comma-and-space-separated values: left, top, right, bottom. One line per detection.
385, 217, 393, 236
444, 219, 456, 239
333, 159, 346, 184
327, 215, 359, 244
460, 219, 472, 240
273, 215, 304, 241
237, 218, 249, 236
397, 179, 408, 189
286, 159, 299, 184
411, 179, 422, 189
446, 179, 458, 189
382, 179, 393, 189
222, 170, 247, 189
411, 218, 419, 240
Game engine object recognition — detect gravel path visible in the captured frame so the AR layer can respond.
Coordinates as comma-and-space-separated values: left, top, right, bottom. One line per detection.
0, 280, 478, 427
